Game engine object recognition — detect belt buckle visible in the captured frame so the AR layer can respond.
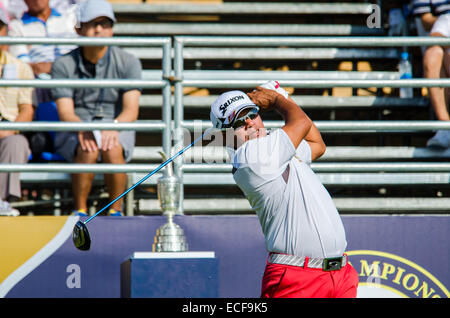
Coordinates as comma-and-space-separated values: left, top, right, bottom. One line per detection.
323, 257, 342, 271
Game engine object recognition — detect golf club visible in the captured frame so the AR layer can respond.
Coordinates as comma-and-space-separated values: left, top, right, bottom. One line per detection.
72, 128, 213, 251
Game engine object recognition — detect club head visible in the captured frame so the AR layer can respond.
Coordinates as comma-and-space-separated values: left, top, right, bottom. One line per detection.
73, 221, 91, 251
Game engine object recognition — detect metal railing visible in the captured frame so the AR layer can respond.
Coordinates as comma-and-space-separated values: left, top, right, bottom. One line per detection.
4, 162, 450, 174
172, 36, 450, 176
111, 2, 377, 15
1, 36, 450, 214
0, 36, 172, 216
0, 36, 172, 154
115, 23, 385, 36
126, 47, 400, 60
174, 36, 450, 47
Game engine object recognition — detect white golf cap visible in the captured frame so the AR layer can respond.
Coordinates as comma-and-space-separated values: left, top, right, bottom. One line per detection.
77, 0, 117, 24
210, 90, 259, 129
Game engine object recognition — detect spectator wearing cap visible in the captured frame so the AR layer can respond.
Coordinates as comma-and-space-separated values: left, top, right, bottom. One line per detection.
50, 0, 142, 216
412, 0, 450, 148
0, 9, 34, 216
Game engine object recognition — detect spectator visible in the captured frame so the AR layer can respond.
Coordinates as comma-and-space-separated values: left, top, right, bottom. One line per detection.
0, 0, 84, 22
8, 0, 77, 78
7, 0, 79, 160
51, 0, 142, 216
0, 9, 35, 216
412, 0, 450, 148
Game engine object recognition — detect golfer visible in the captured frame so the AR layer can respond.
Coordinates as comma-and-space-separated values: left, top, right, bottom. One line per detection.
210, 82, 359, 298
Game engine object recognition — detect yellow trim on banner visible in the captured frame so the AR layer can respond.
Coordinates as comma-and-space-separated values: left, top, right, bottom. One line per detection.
0, 216, 68, 284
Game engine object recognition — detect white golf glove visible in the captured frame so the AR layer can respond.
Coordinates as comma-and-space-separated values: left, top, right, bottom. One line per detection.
260, 80, 289, 99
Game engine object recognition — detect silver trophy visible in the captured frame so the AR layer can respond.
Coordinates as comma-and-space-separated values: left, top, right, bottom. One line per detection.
152, 152, 188, 252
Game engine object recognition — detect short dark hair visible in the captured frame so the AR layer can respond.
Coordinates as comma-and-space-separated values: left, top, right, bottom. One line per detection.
0, 21, 6, 30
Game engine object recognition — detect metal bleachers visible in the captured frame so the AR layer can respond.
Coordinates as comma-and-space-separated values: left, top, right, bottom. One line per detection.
1, 1, 450, 215
135, 5, 449, 214
112, 2, 385, 36
115, 1, 395, 63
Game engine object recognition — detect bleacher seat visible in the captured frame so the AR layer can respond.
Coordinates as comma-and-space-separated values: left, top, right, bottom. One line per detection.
13, 1, 449, 215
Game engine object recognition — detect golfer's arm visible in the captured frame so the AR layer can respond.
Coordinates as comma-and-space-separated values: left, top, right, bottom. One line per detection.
285, 96, 326, 161
55, 97, 82, 122
275, 95, 312, 149
303, 122, 326, 161
116, 90, 140, 123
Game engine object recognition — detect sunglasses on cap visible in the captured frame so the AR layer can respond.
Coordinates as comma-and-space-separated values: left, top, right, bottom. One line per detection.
230, 108, 259, 129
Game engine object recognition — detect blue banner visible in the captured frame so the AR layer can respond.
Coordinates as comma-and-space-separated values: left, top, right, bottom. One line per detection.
0, 215, 448, 298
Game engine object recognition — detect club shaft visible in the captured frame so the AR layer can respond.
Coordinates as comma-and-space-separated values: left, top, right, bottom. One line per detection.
84, 129, 211, 224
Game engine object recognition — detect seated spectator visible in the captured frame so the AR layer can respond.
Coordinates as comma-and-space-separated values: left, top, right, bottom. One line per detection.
0, 0, 84, 20
8, 0, 77, 78
412, 0, 450, 148
7, 0, 79, 159
0, 9, 35, 216
51, 0, 142, 216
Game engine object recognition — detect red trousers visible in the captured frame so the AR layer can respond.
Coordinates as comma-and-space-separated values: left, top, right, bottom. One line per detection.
261, 259, 359, 298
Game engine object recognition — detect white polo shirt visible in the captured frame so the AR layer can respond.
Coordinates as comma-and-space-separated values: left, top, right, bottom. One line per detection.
231, 129, 347, 258
8, 8, 77, 64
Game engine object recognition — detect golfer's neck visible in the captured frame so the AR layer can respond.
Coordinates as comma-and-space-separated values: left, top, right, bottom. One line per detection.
82, 46, 108, 64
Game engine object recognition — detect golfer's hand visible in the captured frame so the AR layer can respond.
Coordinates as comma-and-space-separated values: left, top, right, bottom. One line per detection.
247, 86, 279, 112
78, 131, 98, 152
101, 130, 120, 151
